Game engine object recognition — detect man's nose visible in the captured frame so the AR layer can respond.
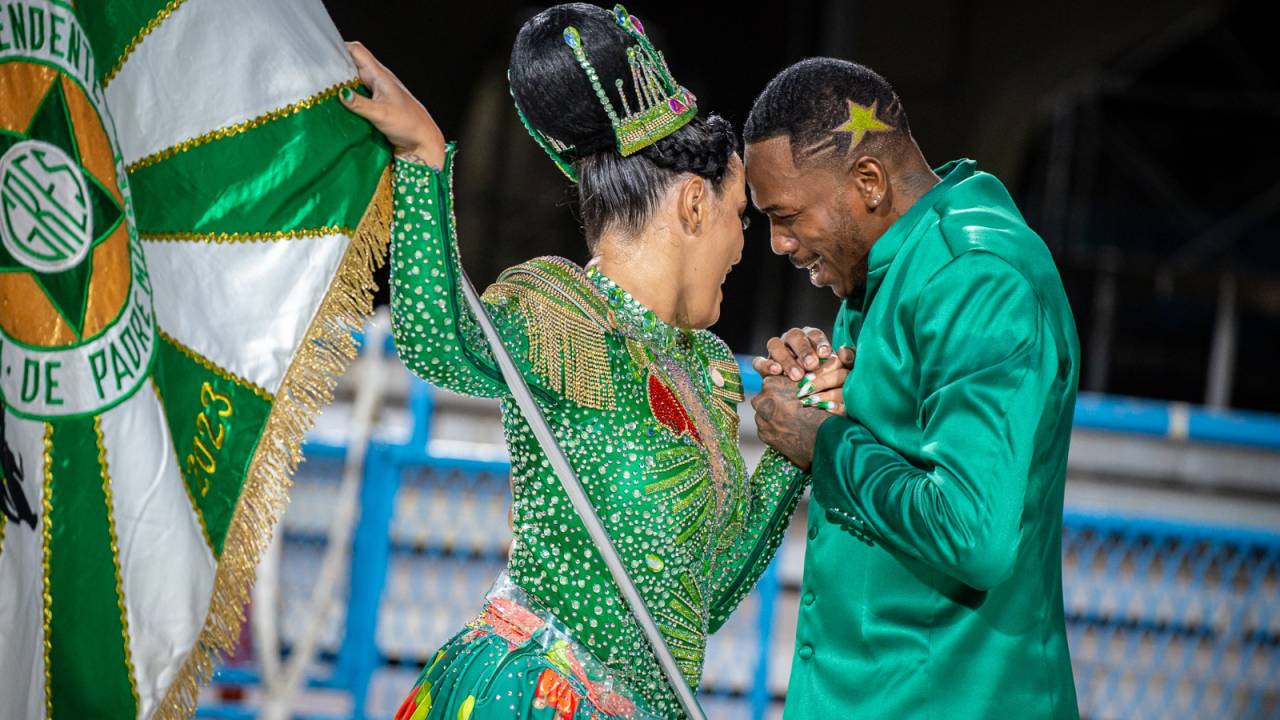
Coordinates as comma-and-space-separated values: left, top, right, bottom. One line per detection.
769, 225, 797, 256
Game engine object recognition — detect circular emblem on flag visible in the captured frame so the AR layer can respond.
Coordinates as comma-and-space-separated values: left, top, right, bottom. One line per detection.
0, 5, 154, 421
0, 139, 95, 274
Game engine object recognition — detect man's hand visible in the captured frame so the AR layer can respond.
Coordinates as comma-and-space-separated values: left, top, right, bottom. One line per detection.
751, 375, 831, 471
795, 344, 855, 414
752, 327, 833, 381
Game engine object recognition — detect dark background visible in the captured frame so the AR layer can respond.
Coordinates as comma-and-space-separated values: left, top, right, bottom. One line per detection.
324, 0, 1277, 412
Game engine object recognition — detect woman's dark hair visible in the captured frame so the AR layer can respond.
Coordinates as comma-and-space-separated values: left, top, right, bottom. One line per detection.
510, 3, 738, 248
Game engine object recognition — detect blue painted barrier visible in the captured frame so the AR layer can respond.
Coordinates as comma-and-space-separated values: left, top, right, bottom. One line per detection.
194, 342, 1280, 720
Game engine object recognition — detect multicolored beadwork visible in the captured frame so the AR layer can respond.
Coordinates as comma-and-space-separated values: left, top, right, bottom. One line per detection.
508, 4, 701, 182
509, 69, 580, 183
608, 5, 699, 156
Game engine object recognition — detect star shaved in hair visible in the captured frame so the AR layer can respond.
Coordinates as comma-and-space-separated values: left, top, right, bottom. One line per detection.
831, 99, 893, 152
747, 59, 912, 168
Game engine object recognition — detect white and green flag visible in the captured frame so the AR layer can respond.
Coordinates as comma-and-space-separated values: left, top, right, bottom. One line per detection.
0, 0, 391, 716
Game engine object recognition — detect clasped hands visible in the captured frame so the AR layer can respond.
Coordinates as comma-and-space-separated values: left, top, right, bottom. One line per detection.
750, 328, 855, 471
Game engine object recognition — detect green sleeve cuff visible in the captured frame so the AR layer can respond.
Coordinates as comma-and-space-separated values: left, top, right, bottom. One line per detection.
812, 412, 854, 479
393, 140, 459, 176
811, 413, 875, 532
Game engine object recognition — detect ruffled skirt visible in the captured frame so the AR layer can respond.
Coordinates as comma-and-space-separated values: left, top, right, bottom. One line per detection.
394, 572, 660, 720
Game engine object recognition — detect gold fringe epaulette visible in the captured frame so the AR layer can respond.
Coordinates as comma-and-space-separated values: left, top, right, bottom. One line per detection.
482, 257, 617, 411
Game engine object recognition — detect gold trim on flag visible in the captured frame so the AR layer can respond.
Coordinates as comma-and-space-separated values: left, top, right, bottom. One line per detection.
152, 165, 393, 720
102, 0, 193, 87
95, 416, 143, 710
150, 379, 218, 556
156, 329, 275, 403
140, 226, 357, 244
126, 80, 361, 173
41, 423, 54, 720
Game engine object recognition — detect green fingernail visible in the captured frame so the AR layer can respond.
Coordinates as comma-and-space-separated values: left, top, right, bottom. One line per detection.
801, 396, 816, 406
796, 376, 814, 397
819, 400, 836, 410
340, 87, 354, 101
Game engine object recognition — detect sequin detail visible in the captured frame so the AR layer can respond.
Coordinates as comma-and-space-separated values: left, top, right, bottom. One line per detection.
647, 372, 701, 443
388, 142, 810, 718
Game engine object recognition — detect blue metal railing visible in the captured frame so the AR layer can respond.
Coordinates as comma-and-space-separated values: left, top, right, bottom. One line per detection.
1072, 392, 1280, 450
354, 334, 1280, 450
1061, 509, 1280, 718
195, 348, 1280, 720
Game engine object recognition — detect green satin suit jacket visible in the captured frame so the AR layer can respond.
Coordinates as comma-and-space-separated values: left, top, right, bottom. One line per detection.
785, 159, 1081, 719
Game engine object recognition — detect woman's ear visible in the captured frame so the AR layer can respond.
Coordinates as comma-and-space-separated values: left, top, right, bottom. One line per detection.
677, 174, 707, 236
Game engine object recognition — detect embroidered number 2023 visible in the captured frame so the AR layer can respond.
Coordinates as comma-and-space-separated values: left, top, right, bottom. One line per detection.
186, 381, 232, 496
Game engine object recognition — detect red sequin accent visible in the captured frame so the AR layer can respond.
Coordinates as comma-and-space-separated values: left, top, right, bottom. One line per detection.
647, 372, 701, 443
560, 644, 639, 717
534, 668, 581, 719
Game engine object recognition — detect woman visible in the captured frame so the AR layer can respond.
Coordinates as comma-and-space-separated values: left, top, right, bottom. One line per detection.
342, 4, 849, 718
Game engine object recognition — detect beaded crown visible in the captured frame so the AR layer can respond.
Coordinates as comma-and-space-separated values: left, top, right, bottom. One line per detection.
509, 4, 699, 183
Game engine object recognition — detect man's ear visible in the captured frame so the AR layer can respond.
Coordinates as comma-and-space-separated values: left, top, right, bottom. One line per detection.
851, 156, 888, 211
678, 174, 707, 236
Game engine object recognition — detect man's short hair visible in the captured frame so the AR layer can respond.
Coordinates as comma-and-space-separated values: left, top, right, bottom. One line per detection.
745, 57, 912, 168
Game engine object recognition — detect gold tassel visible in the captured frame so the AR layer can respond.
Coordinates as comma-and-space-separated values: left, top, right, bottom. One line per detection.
483, 273, 615, 411
152, 166, 393, 719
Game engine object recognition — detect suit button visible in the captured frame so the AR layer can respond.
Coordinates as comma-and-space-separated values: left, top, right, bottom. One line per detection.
807, 524, 819, 540
798, 644, 814, 660
802, 591, 815, 606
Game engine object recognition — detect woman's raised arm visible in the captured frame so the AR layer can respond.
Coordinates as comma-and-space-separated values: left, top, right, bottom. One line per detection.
342, 42, 526, 398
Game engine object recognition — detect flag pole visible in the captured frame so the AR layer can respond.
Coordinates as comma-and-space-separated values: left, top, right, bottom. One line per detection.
456, 271, 707, 720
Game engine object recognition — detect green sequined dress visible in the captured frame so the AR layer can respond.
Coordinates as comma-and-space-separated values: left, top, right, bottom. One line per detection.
388, 142, 808, 720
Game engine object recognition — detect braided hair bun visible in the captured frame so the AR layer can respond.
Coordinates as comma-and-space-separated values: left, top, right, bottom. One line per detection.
639, 114, 738, 185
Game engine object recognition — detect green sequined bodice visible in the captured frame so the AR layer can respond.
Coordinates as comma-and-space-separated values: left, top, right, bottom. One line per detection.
388, 142, 807, 718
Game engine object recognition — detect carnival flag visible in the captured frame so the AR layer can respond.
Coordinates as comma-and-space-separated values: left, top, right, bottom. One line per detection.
0, 0, 392, 717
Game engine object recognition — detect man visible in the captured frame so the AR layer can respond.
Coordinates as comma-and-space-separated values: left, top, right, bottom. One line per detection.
744, 58, 1081, 718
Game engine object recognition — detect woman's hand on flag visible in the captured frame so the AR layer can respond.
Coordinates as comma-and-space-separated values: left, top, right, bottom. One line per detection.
341, 41, 446, 169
